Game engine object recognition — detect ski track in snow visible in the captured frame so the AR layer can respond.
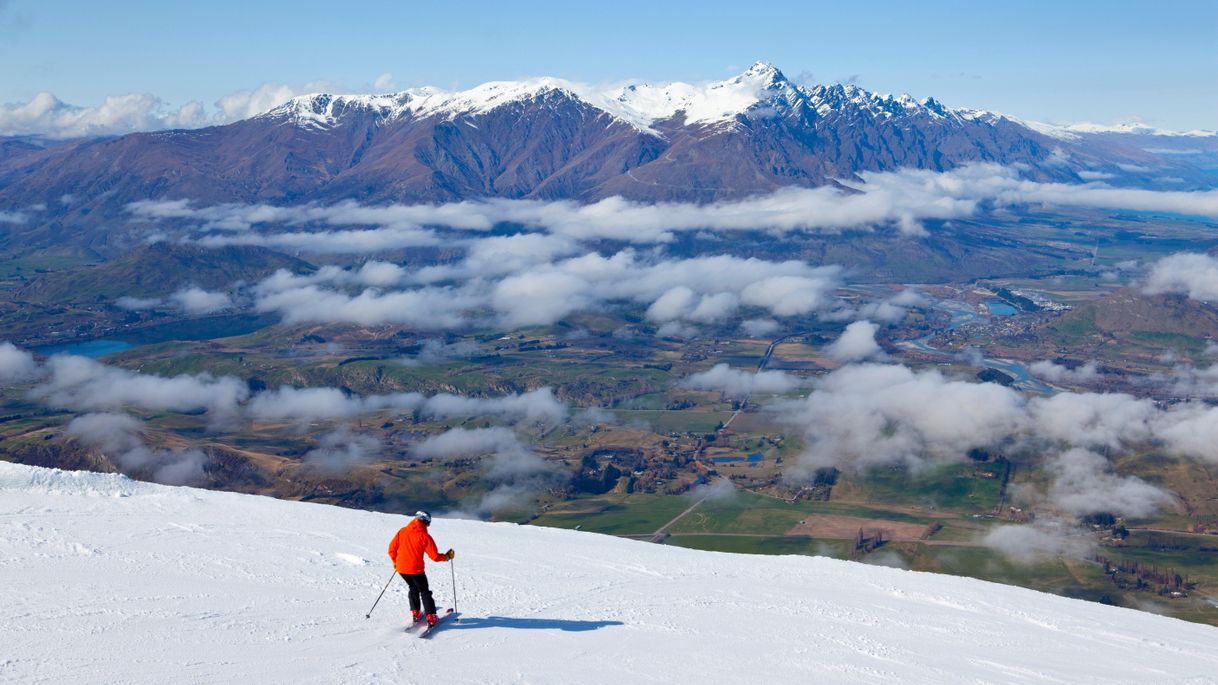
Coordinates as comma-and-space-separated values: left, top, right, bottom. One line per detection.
2, 462, 1217, 684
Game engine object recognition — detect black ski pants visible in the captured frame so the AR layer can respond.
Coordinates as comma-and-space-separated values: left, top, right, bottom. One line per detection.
400, 572, 436, 615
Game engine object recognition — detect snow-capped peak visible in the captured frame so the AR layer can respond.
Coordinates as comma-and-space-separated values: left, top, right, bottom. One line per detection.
266, 62, 970, 135
605, 61, 807, 130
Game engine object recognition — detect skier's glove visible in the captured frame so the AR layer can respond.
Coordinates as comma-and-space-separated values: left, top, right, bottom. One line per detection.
444, 549, 455, 560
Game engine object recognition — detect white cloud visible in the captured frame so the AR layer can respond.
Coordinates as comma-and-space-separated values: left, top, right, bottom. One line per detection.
413, 426, 564, 516
655, 321, 698, 339
492, 270, 597, 328
1155, 404, 1218, 463
413, 233, 581, 285
0, 79, 345, 139
171, 287, 231, 315
66, 412, 208, 485
854, 289, 929, 324
253, 250, 844, 330
303, 426, 382, 473
687, 478, 738, 502
412, 426, 521, 461
245, 386, 424, 422
121, 165, 1218, 257
773, 363, 1027, 473
373, 73, 397, 92
245, 385, 566, 427
214, 83, 314, 122
740, 319, 779, 337
0, 342, 40, 385
0, 92, 209, 138
1160, 364, 1218, 399
419, 388, 567, 428
30, 355, 248, 420
682, 363, 801, 398
981, 520, 1094, 565
768, 360, 1218, 477
1028, 360, 1099, 384
1144, 252, 1218, 301
1044, 448, 1174, 519
1026, 392, 1157, 449
825, 321, 882, 362
254, 283, 479, 328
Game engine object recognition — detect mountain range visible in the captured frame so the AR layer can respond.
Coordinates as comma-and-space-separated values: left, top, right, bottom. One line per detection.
1, 62, 1215, 250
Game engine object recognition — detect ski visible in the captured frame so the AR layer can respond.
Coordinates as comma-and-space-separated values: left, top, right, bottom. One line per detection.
404, 615, 427, 633
416, 608, 455, 639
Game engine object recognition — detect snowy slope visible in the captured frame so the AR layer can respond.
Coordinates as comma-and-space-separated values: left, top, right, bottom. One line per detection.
3, 462, 1217, 685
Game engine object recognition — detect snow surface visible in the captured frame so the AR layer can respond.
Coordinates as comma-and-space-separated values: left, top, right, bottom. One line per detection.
4, 461, 1217, 684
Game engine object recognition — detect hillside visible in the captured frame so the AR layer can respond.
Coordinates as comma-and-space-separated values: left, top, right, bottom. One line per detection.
13, 242, 315, 303
2, 462, 1216, 684
1034, 290, 1218, 364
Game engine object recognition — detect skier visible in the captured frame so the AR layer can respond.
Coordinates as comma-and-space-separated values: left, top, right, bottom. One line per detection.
388, 511, 454, 627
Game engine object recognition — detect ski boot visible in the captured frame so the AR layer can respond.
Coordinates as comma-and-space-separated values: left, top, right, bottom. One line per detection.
426, 613, 440, 626
411, 609, 423, 623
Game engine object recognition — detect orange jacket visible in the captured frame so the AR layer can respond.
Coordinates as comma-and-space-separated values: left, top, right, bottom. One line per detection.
388, 518, 446, 575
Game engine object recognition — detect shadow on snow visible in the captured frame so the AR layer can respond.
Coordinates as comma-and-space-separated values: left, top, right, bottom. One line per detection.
448, 615, 624, 632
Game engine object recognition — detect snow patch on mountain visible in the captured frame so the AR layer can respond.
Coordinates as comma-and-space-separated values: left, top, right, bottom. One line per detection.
3, 461, 1218, 684
608, 62, 807, 129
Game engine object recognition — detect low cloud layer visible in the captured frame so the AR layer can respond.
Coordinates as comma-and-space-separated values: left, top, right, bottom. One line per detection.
825, 320, 882, 362
0, 341, 39, 385
682, 363, 801, 398
252, 250, 844, 330
171, 287, 232, 315
775, 363, 1025, 473
303, 426, 382, 473
981, 519, 1095, 565
66, 412, 208, 485
3, 347, 578, 493
115, 287, 233, 316
414, 426, 564, 516
1029, 360, 1099, 384
30, 355, 249, 421
7, 346, 567, 434
245, 385, 567, 427
1144, 252, 1218, 301
772, 362, 1218, 479
1042, 448, 1174, 518
125, 165, 1218, 254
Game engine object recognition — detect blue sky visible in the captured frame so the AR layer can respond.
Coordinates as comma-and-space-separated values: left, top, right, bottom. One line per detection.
1, 0, 1214, 130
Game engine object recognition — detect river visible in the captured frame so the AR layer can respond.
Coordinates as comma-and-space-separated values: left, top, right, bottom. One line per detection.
897, 300, 1055, 395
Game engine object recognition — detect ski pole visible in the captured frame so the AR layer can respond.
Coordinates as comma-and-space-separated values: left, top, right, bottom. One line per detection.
365, 570, 397, 619
450, 558, 459, 620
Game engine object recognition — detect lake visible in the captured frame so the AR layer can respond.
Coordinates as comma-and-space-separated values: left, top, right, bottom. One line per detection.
33, 314, 277, 359
984, 300, 1018, 316
34, 339, 134, 358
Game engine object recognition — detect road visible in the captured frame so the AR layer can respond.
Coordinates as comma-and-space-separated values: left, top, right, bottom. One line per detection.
721, 333, 802, 430
648, 490, 713, 543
